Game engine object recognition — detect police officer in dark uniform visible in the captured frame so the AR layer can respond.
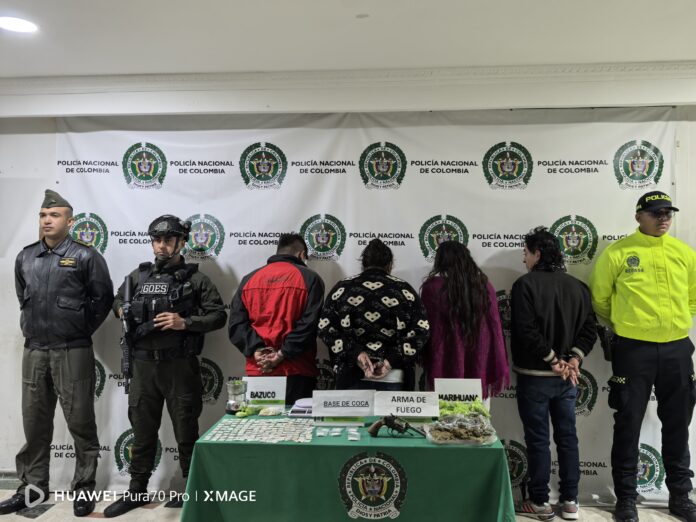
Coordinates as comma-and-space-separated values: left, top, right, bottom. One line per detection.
104, 215, 226, 518
0, 190, 113, 517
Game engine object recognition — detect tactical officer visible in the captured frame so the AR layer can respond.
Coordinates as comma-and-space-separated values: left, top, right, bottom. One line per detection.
0, 190, 113, 517
104, 215, 226, 518
590, 191, 696, 522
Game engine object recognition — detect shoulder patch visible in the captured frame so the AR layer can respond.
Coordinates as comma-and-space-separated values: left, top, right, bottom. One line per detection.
72, 238, 93, 248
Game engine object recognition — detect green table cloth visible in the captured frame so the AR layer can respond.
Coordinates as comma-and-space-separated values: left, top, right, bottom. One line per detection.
182, 415, 515, 522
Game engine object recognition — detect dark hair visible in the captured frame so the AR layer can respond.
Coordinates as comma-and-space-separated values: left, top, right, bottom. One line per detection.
361, 238, 393, 270
276, 233, 307, 256
426, 241, 490, 347
523, 226, 566, 272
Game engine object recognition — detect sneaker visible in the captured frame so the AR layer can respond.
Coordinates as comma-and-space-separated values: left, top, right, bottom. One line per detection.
560, 500, 579, 520
515, 500, 556, 520
614, 497, 638, 522
669, 493, 696, 522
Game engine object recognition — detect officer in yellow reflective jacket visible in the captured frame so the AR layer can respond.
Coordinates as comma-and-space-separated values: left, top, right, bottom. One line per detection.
589, 190, 696, 522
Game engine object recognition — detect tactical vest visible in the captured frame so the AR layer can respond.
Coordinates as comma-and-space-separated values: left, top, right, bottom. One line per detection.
130, 262, 203, 353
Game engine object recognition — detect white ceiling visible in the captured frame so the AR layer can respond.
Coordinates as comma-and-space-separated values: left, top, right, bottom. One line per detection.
2, 0, 696, 79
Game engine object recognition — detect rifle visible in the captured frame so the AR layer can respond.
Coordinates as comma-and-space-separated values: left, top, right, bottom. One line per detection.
367, 414, 426, 438
120, 275, 134, 394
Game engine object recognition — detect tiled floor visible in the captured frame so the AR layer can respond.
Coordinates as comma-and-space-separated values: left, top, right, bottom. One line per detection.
0, 490, 686, 520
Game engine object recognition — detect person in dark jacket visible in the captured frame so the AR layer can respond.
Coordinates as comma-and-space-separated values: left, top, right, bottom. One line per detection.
104, 215, 226, 518
1, 190, 113, 517
511, 226, 596, 521
229, 233, 325, 405
318, 239, 429, 391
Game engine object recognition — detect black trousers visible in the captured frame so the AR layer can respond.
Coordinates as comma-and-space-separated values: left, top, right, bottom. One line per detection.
609, 336, 696, 499
128, 357, 203, 492
285, 375, 316, 405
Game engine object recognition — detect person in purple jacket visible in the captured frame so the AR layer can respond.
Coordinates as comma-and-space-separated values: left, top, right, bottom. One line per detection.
420, 241, 510, 398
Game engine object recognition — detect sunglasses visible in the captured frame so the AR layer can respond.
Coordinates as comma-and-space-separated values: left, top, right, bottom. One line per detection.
646, 210, 674, 220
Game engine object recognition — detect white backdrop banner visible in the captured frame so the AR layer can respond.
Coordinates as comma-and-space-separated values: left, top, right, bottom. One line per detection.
46, 111, 678, 502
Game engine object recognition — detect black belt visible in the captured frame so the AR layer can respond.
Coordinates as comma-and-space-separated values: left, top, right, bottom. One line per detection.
133, 346, 193, 360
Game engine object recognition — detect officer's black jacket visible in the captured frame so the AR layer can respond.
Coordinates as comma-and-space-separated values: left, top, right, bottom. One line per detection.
15, 235, 114, 349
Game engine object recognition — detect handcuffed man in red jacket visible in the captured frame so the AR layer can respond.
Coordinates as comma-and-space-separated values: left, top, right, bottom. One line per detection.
228, 233, 325, 404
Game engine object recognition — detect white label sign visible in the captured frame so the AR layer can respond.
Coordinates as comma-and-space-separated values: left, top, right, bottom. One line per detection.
434, 378, 483, 402
243, 376, 287, 405
373, 392, 439, 417
312, 390, 374, 417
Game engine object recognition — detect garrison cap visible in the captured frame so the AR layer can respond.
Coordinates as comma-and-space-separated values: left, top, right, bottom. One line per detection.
42, 189, 73, 209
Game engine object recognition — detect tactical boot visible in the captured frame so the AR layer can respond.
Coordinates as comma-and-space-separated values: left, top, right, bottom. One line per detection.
669, 493, 696, 522
164, 498, 184, 508
103, 492, 149, 518
614, 497, 638, 522
73, 489, 96, 518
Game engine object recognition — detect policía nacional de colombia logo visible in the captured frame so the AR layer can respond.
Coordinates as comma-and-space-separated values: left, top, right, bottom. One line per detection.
239, 142, 287, 189
115, 429, 162, 476
502, 440, 529, 488
496, 290, 512, 338
201, 357, 224, 404
613, 140, 663, 189
69, 212, 108, 254
359, 142, 407, 189
339, 452, 407, 520
637, 444, 665, 493
300, 214, 346, 260
182, 214, 225, 260
122, 142, 167, 189
575, 368, 598, 417
483, 141, 533, 189
94, 359, 106, 400
419, 215, 469, 261
550, 214, 598, 265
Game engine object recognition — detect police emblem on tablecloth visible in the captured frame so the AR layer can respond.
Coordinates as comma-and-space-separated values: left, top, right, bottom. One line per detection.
239, 142, 287, 189
496, 290, 512, 339
201, 357, 224, 404
315, 359, 336, 391
115, 429, 162, 476
94, 359, 106, 400
637, 444, 665, 493
339, 452, 407, 519
300, 214, 346, 260
359, 142, 407, 189
613, 140, 663, 189
182, 214, 225, 260
69, 212, 108, 254
575, 368, 598, 417
122, 142, 167, 189
419, 214, 468, 261
483, 142, 533, 189
550, 214, 598, 265
502, 439, 528, 488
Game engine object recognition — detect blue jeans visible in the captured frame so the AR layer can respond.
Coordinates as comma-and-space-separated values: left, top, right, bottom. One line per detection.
516, 374, 579, 504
